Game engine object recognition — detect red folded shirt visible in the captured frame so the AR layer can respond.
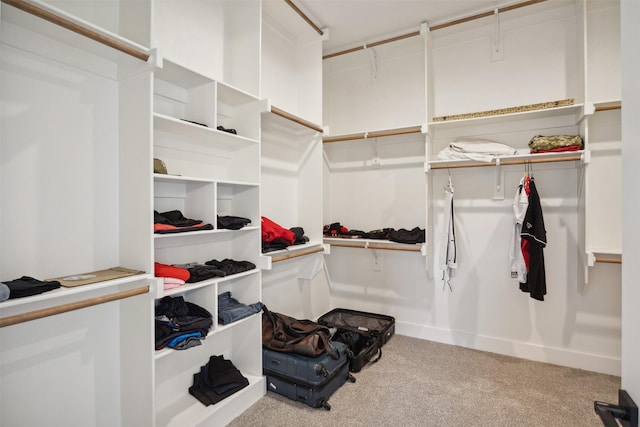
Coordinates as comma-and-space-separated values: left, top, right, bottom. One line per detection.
155, 262, 190, 281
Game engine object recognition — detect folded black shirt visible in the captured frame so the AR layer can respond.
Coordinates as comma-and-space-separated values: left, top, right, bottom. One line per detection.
2, 276, 60, 299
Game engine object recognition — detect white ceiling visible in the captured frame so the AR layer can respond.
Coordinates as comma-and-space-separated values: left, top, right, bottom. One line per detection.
295, 0, 515, 54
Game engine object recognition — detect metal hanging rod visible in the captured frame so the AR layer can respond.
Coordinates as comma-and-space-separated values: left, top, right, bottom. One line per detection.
271, 246, 325, 263
2, 0, 150, 61
284, 0, 324, 36
323, 125, 423, 144
430, 154, 582, 170
0, 285, 150, 328
270, 106, 324, 133
323, 0, 546, 60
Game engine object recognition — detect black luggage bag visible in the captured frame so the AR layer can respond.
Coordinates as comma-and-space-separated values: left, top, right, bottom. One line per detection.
262, 340, 355, 410
318, 308, 395, 373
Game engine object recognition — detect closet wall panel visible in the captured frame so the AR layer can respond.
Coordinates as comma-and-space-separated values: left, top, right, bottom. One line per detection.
323, 35, 426, 136
431, 1, 580, 116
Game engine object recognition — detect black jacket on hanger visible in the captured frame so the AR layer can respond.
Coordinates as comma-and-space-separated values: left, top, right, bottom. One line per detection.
519, 179, 547, 301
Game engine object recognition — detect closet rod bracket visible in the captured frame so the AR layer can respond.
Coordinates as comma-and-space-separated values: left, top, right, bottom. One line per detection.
493, 158, 505, 200
491, 8, 504, 61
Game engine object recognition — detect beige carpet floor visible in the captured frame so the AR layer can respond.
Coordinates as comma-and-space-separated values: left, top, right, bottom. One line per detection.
228, 334, 620, 427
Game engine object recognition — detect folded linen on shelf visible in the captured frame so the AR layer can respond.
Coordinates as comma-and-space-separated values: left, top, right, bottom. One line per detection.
437, 138, 518, 162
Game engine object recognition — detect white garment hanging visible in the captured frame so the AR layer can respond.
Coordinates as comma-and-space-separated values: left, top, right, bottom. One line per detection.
439, 176, 457, 291
509, 176, 529, 283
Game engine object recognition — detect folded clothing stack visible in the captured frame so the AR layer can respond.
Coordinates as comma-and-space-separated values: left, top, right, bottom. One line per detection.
529, 134, 583, 153
218, 291, 263, 325
155, 296, 213, 350
154, 210, 213, 234
155, 259, 256, 287
189, 355, 249, 406
217, 215, 251, 230
0, 276, 60, 301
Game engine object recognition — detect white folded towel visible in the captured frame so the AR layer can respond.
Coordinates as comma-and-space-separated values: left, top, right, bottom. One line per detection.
437, 138, 518, 162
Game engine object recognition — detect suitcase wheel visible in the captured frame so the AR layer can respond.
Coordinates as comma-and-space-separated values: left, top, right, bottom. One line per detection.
348, 373, 356, 383
318, 399, 331, 410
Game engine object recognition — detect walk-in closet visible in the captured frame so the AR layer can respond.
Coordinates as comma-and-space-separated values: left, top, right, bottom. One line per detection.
1, 0, 638, 426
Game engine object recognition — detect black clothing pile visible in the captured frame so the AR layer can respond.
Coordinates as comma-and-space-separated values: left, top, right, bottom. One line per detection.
204, 259, 256, 275
217, 215, 251, 230
154, 210, 213, 234
323, 222, 425, 244
155, 296, 213, 350
0, 276, 60, 300
261, 217, 309, 253
172, 259, 256, 283
189, 355, 249, 406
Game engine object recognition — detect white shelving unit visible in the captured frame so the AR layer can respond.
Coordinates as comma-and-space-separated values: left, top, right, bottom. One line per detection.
152, 58, 264, 426
1, 0, 155, 425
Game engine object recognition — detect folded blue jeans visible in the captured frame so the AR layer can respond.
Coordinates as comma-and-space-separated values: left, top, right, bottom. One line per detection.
218, 292, 263, 325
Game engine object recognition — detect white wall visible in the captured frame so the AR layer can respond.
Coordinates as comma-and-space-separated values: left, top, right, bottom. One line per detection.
620, 0, 640, 401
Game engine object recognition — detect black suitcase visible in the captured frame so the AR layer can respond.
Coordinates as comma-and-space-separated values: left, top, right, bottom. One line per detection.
318, 308, 395, 373
262, 341, 355, 410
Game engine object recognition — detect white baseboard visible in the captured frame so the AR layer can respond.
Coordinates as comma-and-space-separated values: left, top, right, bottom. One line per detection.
396, 321, 621, 376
